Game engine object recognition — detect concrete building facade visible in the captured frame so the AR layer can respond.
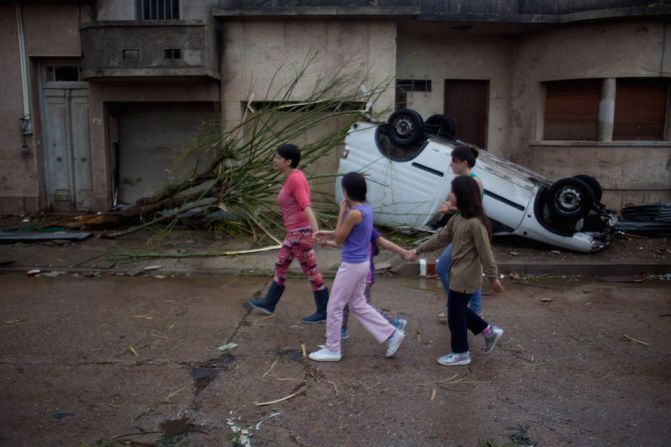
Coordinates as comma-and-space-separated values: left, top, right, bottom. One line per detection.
1, 0, 670, 215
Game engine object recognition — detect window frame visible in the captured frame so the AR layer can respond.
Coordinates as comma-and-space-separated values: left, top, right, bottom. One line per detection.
395, 79, 432, 110
137, 0, 180, 21
613, 78, 669, 141
538, 77, 671, 144
542, 79, 602, 141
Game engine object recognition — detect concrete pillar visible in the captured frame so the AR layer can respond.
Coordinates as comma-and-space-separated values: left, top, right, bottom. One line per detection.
599, 78, 615, 142
534, 82, 546, 141
664, 88, 671, 140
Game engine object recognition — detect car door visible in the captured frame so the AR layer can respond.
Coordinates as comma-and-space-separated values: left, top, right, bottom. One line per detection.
474, 150, 543, 233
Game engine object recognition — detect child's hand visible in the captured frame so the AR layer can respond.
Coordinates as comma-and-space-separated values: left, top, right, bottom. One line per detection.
404, 249, 418, 262
339, 199, 350, 212
490, 279, 504, 293
438, 200, 454, 214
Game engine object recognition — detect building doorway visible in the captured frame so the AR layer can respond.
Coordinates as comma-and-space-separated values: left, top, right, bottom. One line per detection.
39, 63, 92, 212
444, 79, 489, 148
111, 103, 217, 204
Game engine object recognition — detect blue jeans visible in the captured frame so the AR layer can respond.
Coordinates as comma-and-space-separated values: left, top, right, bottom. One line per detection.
436, 244, 482, 314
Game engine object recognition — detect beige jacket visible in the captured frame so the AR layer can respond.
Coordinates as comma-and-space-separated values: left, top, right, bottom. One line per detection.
415, 214, 498, 294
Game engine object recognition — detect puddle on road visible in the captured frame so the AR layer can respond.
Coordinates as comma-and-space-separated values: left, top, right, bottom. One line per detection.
160, 416, 194, 438
191, 353, 237, 393
276, 347, 303, 362
191, 367, 219, 393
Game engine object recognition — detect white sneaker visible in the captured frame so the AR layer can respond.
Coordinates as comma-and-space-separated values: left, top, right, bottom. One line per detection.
483, 325, 504, 353
385, 329, 405, 358
437, 352, 471, 366
308, 347, 341, 362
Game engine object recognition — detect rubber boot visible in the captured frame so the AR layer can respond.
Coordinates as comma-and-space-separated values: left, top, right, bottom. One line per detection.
302, 287, 329, 324
248, 281, 285, 315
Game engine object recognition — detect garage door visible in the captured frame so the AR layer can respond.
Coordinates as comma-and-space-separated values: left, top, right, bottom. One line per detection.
116, 103, 217, 204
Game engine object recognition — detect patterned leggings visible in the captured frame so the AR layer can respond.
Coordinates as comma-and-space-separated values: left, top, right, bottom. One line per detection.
273, 229, 325, 291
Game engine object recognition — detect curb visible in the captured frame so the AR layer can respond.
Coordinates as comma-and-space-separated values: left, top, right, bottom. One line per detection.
2, 260, 670, 278
392, 260, 671, 277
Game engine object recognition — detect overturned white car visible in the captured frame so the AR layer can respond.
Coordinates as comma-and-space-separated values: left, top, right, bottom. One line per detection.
336, 109, 616, 253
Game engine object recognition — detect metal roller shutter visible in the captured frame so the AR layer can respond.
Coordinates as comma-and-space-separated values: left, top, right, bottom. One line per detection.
116, 103, 216, 204
614, 78, 668, 141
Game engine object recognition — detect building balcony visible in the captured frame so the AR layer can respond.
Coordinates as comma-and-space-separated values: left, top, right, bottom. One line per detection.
80, 20, 219, 81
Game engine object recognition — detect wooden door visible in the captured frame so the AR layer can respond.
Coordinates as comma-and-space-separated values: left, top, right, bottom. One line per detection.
444, 80, 489, 148
41, 88, 92, 211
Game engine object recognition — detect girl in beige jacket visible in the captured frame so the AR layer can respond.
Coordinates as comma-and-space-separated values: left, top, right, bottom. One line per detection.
408, 175, 505, 366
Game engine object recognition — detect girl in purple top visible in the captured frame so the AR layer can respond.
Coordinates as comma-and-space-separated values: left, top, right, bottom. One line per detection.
317, 227, 410, 339
309, 172, 405, 362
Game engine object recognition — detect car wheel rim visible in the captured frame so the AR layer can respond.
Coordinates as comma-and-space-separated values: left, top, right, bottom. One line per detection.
556, 187, 582, 212
392, 117, 415, 138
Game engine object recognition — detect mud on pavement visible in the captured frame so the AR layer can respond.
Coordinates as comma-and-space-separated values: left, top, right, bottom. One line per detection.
0, 273, 670, 446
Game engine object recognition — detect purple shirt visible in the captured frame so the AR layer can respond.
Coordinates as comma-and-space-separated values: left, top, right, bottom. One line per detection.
342, 204, 373, 264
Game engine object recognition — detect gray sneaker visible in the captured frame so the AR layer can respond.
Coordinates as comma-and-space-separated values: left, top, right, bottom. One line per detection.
385, 329, 405, 358
483, 325, 504, 353
437, 352, 471, 366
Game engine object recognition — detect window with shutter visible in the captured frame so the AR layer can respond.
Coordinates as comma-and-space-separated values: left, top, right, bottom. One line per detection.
543, 79, 601, 141
613, 78, 668, 141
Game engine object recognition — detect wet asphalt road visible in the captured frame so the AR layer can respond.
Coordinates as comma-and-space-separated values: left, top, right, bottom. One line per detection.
0, 273, 670, 447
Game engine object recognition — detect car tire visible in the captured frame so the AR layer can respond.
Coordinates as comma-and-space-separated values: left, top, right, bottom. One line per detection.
547, 177, 595, 220
425, 114, 455, 138
387, 109, 424, 147
573, 174, 603, 203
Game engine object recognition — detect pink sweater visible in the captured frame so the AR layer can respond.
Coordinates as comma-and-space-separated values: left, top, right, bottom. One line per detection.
278, 169, 311, 231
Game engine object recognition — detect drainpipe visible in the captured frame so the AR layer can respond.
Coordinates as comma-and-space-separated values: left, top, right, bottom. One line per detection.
16, 2, 33, 137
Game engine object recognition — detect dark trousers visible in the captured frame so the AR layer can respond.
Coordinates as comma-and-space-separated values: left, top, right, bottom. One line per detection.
448, 289, 489, 354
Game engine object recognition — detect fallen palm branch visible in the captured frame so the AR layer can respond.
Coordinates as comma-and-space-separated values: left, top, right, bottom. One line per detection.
109, 244, 282, 260
254, 382, 306, 407
327, 380, 340, 396
415, 374, 459, 386
262, 359, 279, 378
63, 54, 389, 244
623, 334, 649, 346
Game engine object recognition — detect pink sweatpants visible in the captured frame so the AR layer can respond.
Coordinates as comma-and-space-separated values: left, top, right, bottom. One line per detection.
325, 260, 395, 353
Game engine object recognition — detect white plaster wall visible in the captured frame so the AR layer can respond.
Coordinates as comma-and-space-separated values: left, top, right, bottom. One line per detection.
23, 4, 81, 56
527, 144, 671, 209
220, 20, 396, 200
0, 6, 37, 213
509, 21, 671, 208
95, 0, 134, 21
221, 20, 397, 126
511, 21, 671, 158
181, 0, 219, 20
0, 4, 83, 214
396, 31, 515, 156
395, 22, 670, 208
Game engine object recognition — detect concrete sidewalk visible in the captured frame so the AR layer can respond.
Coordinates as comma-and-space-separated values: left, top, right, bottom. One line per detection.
1, 229, 670, 278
